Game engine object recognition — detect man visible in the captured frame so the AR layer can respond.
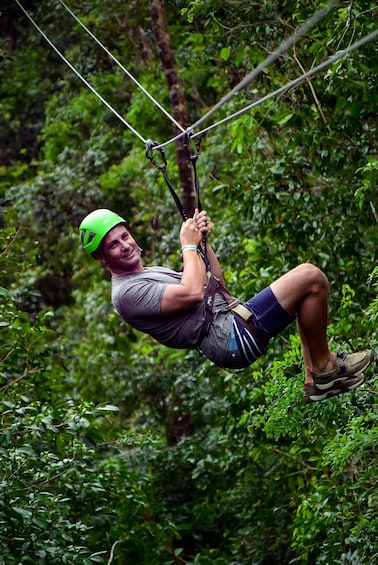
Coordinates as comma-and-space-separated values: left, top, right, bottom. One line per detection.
79, 208, 374, 403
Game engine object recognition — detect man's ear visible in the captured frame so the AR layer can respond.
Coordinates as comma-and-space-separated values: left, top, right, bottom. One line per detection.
92, 250, 106, 266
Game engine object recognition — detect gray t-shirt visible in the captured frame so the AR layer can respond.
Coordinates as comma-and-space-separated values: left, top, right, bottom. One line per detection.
111, 266, 233, 366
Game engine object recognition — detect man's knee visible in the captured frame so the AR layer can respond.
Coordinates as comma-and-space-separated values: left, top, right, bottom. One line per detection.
270, 263, 329, 314
299, 263, 329, 293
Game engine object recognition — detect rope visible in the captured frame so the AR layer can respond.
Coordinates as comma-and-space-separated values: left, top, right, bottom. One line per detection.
190, 0, 338, 133
150, 28, 378, 150
195, 29, 378, 139
14, 0, 148, 144
56, 0, 185, 133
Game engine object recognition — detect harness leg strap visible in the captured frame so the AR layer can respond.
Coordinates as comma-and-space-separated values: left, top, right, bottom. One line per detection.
197, 276, 272, 345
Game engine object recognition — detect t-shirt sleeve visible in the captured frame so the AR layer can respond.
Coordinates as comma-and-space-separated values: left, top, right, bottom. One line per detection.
113, 279, 168, 320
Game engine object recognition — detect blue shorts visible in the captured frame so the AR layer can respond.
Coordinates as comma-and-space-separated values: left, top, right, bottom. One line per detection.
243, 286, 295, 336
223, 286, 295, 369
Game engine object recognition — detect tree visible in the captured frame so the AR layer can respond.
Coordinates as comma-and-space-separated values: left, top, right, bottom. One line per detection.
149, 0, 196, 214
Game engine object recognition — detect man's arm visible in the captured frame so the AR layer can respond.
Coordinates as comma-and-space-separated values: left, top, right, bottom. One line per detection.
160, 209, 225, 314
160, 215, 207, 314
203, 243, 225, 286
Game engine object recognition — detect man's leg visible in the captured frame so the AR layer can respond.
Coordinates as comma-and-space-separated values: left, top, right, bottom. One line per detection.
267, 263, 373, 401
296, 322, 314, 385
269, 263, 334, 378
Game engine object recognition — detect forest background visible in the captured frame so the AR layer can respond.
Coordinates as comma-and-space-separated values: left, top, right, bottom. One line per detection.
0, 1, 377, 563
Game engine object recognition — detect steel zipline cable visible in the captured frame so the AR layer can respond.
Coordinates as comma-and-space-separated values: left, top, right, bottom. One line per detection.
54, 0, 340, 147
189, 0, 338, 132
191, 29, 378, 141
14, 0, 378, 152
149, 27, 378, 149
14, 0, 148, 143
56, 0, 186, 133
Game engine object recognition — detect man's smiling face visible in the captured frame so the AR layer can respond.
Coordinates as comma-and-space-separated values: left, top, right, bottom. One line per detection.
100, 224, 143, 275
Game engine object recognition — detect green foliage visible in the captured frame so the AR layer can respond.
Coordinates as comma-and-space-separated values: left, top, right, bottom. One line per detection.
1, 398, 114, 564
1, 1, 377, 563
355, 156, 378, 209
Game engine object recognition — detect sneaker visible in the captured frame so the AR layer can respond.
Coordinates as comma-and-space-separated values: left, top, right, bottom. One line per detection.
304, 374, 365, 404
312, 349, 374, 391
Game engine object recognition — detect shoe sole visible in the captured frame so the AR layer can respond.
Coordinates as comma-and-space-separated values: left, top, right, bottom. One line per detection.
305, 374, 365, 403
313, 352, 374, 390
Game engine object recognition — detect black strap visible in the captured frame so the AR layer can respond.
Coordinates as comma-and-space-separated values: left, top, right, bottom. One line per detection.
146, 140, 188, 221
196, 274, 271, 345
146, 137, 210, 271
183, 132, 202, 211
196, 274, 222, 344
182, 133, 210, 271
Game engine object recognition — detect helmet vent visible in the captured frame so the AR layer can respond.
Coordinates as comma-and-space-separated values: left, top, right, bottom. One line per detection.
87, 231, 96, 244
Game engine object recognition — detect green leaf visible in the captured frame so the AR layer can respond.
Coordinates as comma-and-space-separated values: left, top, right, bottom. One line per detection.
220, 47, 231, 61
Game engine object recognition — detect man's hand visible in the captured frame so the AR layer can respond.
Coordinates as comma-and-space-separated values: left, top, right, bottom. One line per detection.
179, 216, 202, 247
193, 208, 212, 240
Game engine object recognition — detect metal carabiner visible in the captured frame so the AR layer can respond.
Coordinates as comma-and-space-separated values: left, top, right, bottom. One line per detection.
145, 139, 167, 168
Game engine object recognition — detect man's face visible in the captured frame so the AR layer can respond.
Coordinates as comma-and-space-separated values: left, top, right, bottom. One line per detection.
100, 224, 143, 275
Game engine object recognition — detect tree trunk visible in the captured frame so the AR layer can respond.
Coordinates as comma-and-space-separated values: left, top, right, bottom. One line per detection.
149, 0, 196, 215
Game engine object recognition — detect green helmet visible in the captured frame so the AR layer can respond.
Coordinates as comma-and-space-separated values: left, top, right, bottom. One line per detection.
79, 209, 127, 254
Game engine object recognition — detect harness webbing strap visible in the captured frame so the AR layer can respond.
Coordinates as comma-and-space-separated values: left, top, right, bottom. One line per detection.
161, 165, 189, 221
231, 303, 255, 322
197, 273, 221, 344
197, 274, 272, 344
185, 136, 210, 271
146, 138, 210, 271
145, 140, 188, 221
